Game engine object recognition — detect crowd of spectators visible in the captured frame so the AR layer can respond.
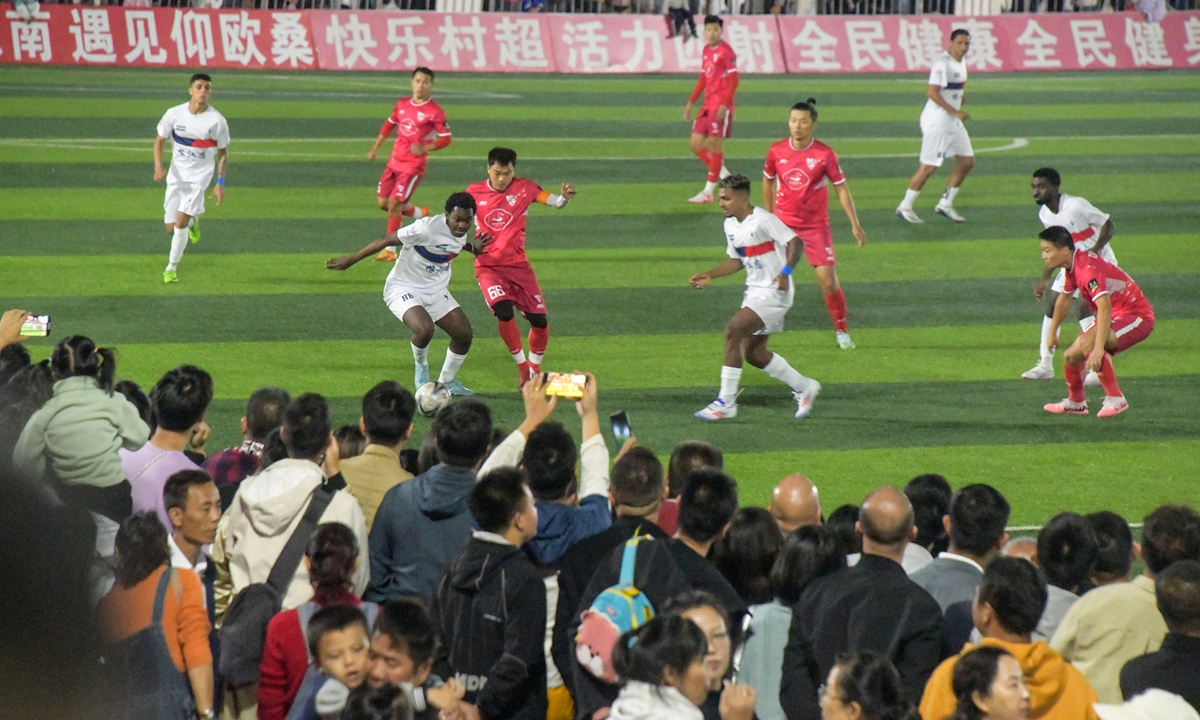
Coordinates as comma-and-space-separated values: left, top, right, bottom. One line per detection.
2, 313, 1200, 720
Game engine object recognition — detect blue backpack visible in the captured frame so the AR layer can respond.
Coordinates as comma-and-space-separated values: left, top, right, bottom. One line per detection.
574, 534, 656, 684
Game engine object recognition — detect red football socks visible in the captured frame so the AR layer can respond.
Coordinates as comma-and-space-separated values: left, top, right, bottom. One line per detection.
497, 318, 525, 361
528, 326, 549, 366
1065, 363, 1086, 403
706, 152, 724, 183
1098, 355, 1122, 397
696, 148, 712, 168
386, 215, 403, 235
824, 289, 848, 333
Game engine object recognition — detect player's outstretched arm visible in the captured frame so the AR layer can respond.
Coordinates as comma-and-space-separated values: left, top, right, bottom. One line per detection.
833, 182, 866, 247
690, 258, 744, 288
1046, 291, 1074, 352
210, 148, 228, 205
325, 234, 397, 271
153, 136, 167, 182
536, 185, 576, 209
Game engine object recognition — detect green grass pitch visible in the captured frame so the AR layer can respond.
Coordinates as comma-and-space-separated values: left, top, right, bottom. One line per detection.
2, 67, 1198, 526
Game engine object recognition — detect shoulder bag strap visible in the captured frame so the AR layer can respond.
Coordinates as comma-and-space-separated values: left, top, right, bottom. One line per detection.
152, 566, 174, 626
619, 536, 640, 587
265, 486, 335, 596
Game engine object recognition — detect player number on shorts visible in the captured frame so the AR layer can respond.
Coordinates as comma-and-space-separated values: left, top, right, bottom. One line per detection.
401, 293, 415, 302
487, 286, 505, 300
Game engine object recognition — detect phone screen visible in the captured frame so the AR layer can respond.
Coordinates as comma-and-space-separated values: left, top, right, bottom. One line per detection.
19, 315, 50, 337
545, 372, 587, 399
610, 411, 631, 440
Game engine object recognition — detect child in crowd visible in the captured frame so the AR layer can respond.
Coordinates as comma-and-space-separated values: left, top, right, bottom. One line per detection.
288, 605, 372, 720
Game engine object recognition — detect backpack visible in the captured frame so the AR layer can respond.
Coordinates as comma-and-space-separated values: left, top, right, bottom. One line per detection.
218, 486, 334, 689
574, 534, 655, 684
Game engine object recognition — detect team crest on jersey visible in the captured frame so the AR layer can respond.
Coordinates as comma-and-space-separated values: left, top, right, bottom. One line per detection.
417, 112, 426, 121
807, 158, 818, 169
782, 168, 811, 191
506, 194, 517, 206
484, 208, 514, 230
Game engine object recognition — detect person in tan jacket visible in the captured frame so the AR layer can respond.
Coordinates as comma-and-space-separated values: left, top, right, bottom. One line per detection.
339, 381, 416, 530
920, 557, 1098, 720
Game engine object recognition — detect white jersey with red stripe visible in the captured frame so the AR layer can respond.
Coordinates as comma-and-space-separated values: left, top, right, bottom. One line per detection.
385, 214, 469, 293
1039, 193, 1116, 265
724, 207, 798, 291
156, 102, 230, 185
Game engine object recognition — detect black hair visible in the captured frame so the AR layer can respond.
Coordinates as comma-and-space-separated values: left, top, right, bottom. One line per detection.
399, 449, 420, 476
306, 522, 360, 605
667, 441, 723, 499
704, 14, 723, 26
189, 73, 212, 85
1156, 559, 1200, 635
257, 427, 288, 473
827, 504, 863, 556
114, 512, 169, 589
1141, 505, 1200, 575
374, 597, 439, 668
416, 432, 438, 476
162, 469, 215, 518
433, 399, 493, 468
1086, 511, 1134, 583
50, 336, 115, 393
711, 508, 783, 606
335, 424, 366, 460
1039, 226, 1074, 250
469, 467, 529, 535
342, 683, 414, 720
719, 174, 752, 195
678, 468, 738, 544
771, 524, 847, 606
0, 361, 54, 465
790, 97, 818, 121
306, 603, 369, 662
246, 386, 291, 442
950, 29, 970, 40
663, 589, 733, 646
948, 646, 1011, 720
0, 343, 31, 386
487, 147, 517, 167
978, 557, 1047, 637
611, 446, 664, 510
115, 380, 152, 426
831, 652, 918, 720
1032, 167, 1061, 188
412, 66, 434, 80
612, 614, 708, 686
283, 393, 332, 461
150, 365, 213, 433
905, 474, 952, 556
859, 496, 914, 547
524, 422, 577, 501
1037, 512, 1098, 593
362, 381, 416, 446
947, 485, 1010, 558
444, 192, 477, 215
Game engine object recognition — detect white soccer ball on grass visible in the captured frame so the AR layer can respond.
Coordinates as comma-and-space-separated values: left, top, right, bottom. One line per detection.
415, 382, 452, 418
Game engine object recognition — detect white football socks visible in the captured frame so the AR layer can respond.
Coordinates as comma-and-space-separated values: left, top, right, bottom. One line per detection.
719, 366, 742, 404
528, 350, 544, 366
166, 226, 188, 271
439, 350, 467, 383
411, 343, 429, 366
412, 207, 426, 219
899, 189, 920, 210
1039, 316, 1057, 364
940, 186, 960, 206
704, 180, 718, 195
763, 353, 808, 393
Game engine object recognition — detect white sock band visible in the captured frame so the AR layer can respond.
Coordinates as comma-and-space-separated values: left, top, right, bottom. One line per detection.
719, 366, 742, 404
704, 181, 717, 194
438, 351, 467, 383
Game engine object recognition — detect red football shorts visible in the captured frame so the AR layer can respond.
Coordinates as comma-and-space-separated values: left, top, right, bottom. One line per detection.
785, 221, 836, 267
476, 262, 547, 315
1110, 315, 1153, 354
692, 104, 733, 139
377, 166, 423, 203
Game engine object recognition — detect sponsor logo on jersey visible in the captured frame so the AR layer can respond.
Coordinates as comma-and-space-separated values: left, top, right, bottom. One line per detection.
399, 118, 419, 136
782, 168, 811, 191
484, 208, 515, 230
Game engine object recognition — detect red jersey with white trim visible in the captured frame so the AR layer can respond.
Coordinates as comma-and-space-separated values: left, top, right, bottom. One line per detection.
384, 97, 450, 174
1038, 193, 1116, 265
701, 41, 738, 109
1063, 249, 1153, 320
467, 177, 544, 268
764, 138, 845, 228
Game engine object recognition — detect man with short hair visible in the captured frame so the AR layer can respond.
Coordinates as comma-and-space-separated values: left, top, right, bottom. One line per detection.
781, 487, 943, 719
203, 386, 290, 509
1037, 512, 1098, 639
657, 440, 723, 536
671, 468, 746, 619
905, 474, 952, 558
367, 400, 494, 604
919, 557, 1099, 720
683, 15, 737, 204
911, 484, 1010, 612
1086, 510, 1136, 587
124, 365, 214, 533
339, 381, 417, 530
1052, 505, 1200, 703
1120, 559, 1200, 707
768, 473, 821, 533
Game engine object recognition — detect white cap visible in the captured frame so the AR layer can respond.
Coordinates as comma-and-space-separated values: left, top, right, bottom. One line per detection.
1094, 690, 1200, 720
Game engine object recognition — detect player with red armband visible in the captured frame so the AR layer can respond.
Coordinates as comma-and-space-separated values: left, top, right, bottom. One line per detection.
683, 15, 737, 204
367, 67, 452, 262
763, 99, 867, 350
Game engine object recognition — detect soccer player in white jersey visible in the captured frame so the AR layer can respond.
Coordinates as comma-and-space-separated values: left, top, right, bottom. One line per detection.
153, 73, 230, 283
896, 30, 974, 224
690, 174, 821, 422
326, 193, 482, 396
1024, 167, 1115, 385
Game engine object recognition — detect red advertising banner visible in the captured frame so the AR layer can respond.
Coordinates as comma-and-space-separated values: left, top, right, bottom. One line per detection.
308, 11, 557, 72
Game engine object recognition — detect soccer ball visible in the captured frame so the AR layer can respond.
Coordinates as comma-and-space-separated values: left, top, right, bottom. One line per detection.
415, 382, 452, 418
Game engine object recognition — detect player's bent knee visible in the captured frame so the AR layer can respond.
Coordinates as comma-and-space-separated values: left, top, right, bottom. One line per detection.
491, 302, 515, 323
525, 313, 548, 329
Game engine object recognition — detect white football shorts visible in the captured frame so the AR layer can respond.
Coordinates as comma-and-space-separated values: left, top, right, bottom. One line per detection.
385, 283, 460, 323
742, 286, 794, 336
919, 117, 973, 168
163, 177, 207, 223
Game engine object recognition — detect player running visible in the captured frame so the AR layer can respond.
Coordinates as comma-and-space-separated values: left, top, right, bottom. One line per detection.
367, 67, 452, 263
1024, 167, 1115, 384
1039, 226, 1153, 418
325, 193, 480, 396
690, 175, 822, 422
896, 30, 973, 224
763, 98, 867, 350
466, 147, 576, 388
683, 15, 737, 204
153, 73, 229, 284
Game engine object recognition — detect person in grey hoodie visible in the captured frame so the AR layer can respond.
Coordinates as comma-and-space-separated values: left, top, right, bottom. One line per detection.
366, 399, 493, 604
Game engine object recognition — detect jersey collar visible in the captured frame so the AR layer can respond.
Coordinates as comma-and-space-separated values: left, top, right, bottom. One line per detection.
789, 137, 815, 152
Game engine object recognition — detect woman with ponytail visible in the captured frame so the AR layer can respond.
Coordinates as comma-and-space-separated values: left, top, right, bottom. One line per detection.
259, 522, 380, 720
819, 652, 920, 720
13, 335, 150, 557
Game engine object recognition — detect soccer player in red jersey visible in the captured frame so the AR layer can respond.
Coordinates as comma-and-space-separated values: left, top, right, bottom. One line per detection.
683, 15, 737, 204
466, 147, 577, 387
762, 99, 867, 350
367, 67, 452, 262
1039, 226, 1154, 418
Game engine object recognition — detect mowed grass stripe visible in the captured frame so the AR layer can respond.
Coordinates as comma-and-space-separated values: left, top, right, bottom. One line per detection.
4, 173, 1198, 220
3, 236, 1194, 297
